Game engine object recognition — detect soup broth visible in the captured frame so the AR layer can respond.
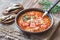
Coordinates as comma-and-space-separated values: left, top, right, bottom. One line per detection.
18, 11, 51, 32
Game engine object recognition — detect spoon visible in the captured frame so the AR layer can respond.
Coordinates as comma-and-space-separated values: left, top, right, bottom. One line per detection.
42, 0, 60, 17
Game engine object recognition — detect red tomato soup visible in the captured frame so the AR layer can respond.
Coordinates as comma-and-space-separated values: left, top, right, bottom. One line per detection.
18, 11, 51, 32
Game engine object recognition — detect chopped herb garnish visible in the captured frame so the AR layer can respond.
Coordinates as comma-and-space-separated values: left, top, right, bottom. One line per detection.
23, 15, 30, 21
38, 0, 60, 13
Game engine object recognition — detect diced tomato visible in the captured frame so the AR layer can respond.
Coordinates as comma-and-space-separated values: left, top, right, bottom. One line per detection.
41, 24, 48, 29
22, 22, 29, 26
18, 20, 23, 25
35, 21, 41, 26
39, 17, 42, 19
36, 12, 43, 17
35, 22, 39, 26
33, 27, 39, 30
29, 12, 35, 16
30, 22, 36, 27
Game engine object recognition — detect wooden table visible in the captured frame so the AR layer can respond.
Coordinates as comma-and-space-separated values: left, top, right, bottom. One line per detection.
0, 0, 60, 40
50, 26, 60, 40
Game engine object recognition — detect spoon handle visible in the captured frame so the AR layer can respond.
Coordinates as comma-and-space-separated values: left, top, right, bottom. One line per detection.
47, 0, 60, 13
42, 0, 60, 17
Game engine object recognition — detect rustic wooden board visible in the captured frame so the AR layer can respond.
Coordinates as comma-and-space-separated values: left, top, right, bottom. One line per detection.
0, 0, 60, 40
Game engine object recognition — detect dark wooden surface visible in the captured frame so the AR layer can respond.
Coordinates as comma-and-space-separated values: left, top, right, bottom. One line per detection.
50, 25, 60, 40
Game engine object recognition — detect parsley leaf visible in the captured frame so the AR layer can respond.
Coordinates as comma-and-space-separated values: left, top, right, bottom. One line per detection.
38, 0, 60, 13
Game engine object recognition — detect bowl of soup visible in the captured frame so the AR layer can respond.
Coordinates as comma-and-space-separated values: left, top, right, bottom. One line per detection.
16, 8, 53, 33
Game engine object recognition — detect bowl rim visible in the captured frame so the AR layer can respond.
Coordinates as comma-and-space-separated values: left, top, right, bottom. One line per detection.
15, 8, 54, 33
